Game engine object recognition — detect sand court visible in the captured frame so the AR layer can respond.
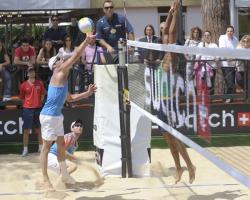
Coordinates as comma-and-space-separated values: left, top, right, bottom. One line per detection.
0, 148, 250, 200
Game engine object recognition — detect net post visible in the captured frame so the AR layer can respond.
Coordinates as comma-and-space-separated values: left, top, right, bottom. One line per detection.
117, 39, 133, 178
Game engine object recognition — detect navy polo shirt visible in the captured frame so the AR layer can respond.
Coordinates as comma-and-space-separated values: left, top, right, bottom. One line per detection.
44, 26, 67, 51
96, 13, 134, 48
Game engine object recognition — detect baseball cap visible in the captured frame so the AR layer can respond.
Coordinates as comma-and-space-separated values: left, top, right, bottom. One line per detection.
48, 55, 60, 71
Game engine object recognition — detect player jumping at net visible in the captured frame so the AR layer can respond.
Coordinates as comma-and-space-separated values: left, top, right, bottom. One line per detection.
160, 0, 196, 184
39, 34, 97, 191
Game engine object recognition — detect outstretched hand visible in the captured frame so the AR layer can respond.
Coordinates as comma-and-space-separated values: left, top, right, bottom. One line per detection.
171, 0, 180, 12
85, 33, 96, 44
87, 84, 97, 96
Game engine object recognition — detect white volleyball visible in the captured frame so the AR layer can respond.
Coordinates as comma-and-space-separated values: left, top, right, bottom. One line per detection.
78, 17, 94, 33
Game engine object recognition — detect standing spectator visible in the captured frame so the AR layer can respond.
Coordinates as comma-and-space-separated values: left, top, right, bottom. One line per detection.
19, 66, 46, 156
219, 25, 239, 103
44, 15, 67, 52
81, 35, 106, 72
79, 35, 106, 93
0, 39, 12, 101
13, 38, 36, 83
184, 27, 202, 82
196, 31, 218, 94
96, 0, 135, 64
36, 39, 56, 89
139, 24, 163, 67
235, 35, 250, 92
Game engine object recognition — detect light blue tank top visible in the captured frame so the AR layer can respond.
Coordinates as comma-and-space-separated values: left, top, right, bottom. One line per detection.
50, 143, 77, 155
41, 82, 68, 116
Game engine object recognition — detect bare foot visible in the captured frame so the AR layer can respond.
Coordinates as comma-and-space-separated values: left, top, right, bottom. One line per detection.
188, 165, 196, 184
43, 180, 55, 191
175, 168, 184, 184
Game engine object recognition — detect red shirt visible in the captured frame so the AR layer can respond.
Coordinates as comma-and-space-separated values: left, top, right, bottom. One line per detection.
15, 46, 36, 61
19, 80, 45, 108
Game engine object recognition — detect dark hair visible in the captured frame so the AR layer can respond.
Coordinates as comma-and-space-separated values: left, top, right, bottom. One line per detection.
20, 38, 30, 45
204, 30, 211, 35
103, 0, 113, 7
63, 35, 74, 52
144, 24, 155, 36
0, 39, 6, 54
226, 25, 234, 32
189, 26, 202, 40
75, 119, 83, 125
51, 15, 59, 21
43, 39, 55, 60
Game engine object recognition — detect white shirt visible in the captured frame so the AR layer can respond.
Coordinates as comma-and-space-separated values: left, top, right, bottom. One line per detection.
219, 34, 239, 67
196, 42, 218, 68
58, 47, 75, 59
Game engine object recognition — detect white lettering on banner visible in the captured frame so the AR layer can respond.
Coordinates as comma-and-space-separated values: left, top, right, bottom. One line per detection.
144, 66, 235, 131
0, 117, 23, 135
0, 121, 2, 135
4, 121, 17, 135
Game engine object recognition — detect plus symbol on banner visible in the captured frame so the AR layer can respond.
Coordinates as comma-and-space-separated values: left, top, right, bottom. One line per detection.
238, 113, 250, 126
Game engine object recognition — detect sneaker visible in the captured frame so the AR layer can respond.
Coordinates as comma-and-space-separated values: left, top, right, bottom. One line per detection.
22, 150, 28, 157
225, 99, 232, 103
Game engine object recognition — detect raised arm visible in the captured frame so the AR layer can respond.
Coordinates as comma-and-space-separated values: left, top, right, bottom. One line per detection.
163, 0, 180, 44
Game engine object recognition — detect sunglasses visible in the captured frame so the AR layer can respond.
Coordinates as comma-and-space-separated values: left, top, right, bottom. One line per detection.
104, 6, 114, 10
74, 124, 83, 128
52, 19, 59, 21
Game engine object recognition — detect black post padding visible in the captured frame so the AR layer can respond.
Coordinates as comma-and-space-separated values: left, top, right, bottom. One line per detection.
117, 66, 127, 178
123, 67, 133, 177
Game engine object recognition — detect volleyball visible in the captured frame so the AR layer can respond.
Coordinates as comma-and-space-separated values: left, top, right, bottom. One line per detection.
78, 17, 94, 33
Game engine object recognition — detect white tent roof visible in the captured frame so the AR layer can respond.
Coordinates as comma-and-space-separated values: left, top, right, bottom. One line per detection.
0, 0, 90, 11
236, 0, 250, 7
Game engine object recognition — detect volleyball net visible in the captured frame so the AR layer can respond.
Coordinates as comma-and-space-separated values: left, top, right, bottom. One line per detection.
126, 40, 250, 188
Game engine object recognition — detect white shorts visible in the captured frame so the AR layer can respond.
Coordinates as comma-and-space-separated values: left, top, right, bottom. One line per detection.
40, 114, 64, 141
48, 153, 60, 174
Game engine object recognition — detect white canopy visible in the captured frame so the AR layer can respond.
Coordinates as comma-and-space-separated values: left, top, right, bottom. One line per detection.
236, 0, 250, 7
0, 0, 90, 11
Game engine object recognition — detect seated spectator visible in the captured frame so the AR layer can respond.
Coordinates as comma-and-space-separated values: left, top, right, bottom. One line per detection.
0, 39, 12, 101
58, 35, 79, 93
13, 38, 36, 83
58, 35, 76, 59
44, 15, 67, 52
81, 35, 106, 72
36, 39, 56, 88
